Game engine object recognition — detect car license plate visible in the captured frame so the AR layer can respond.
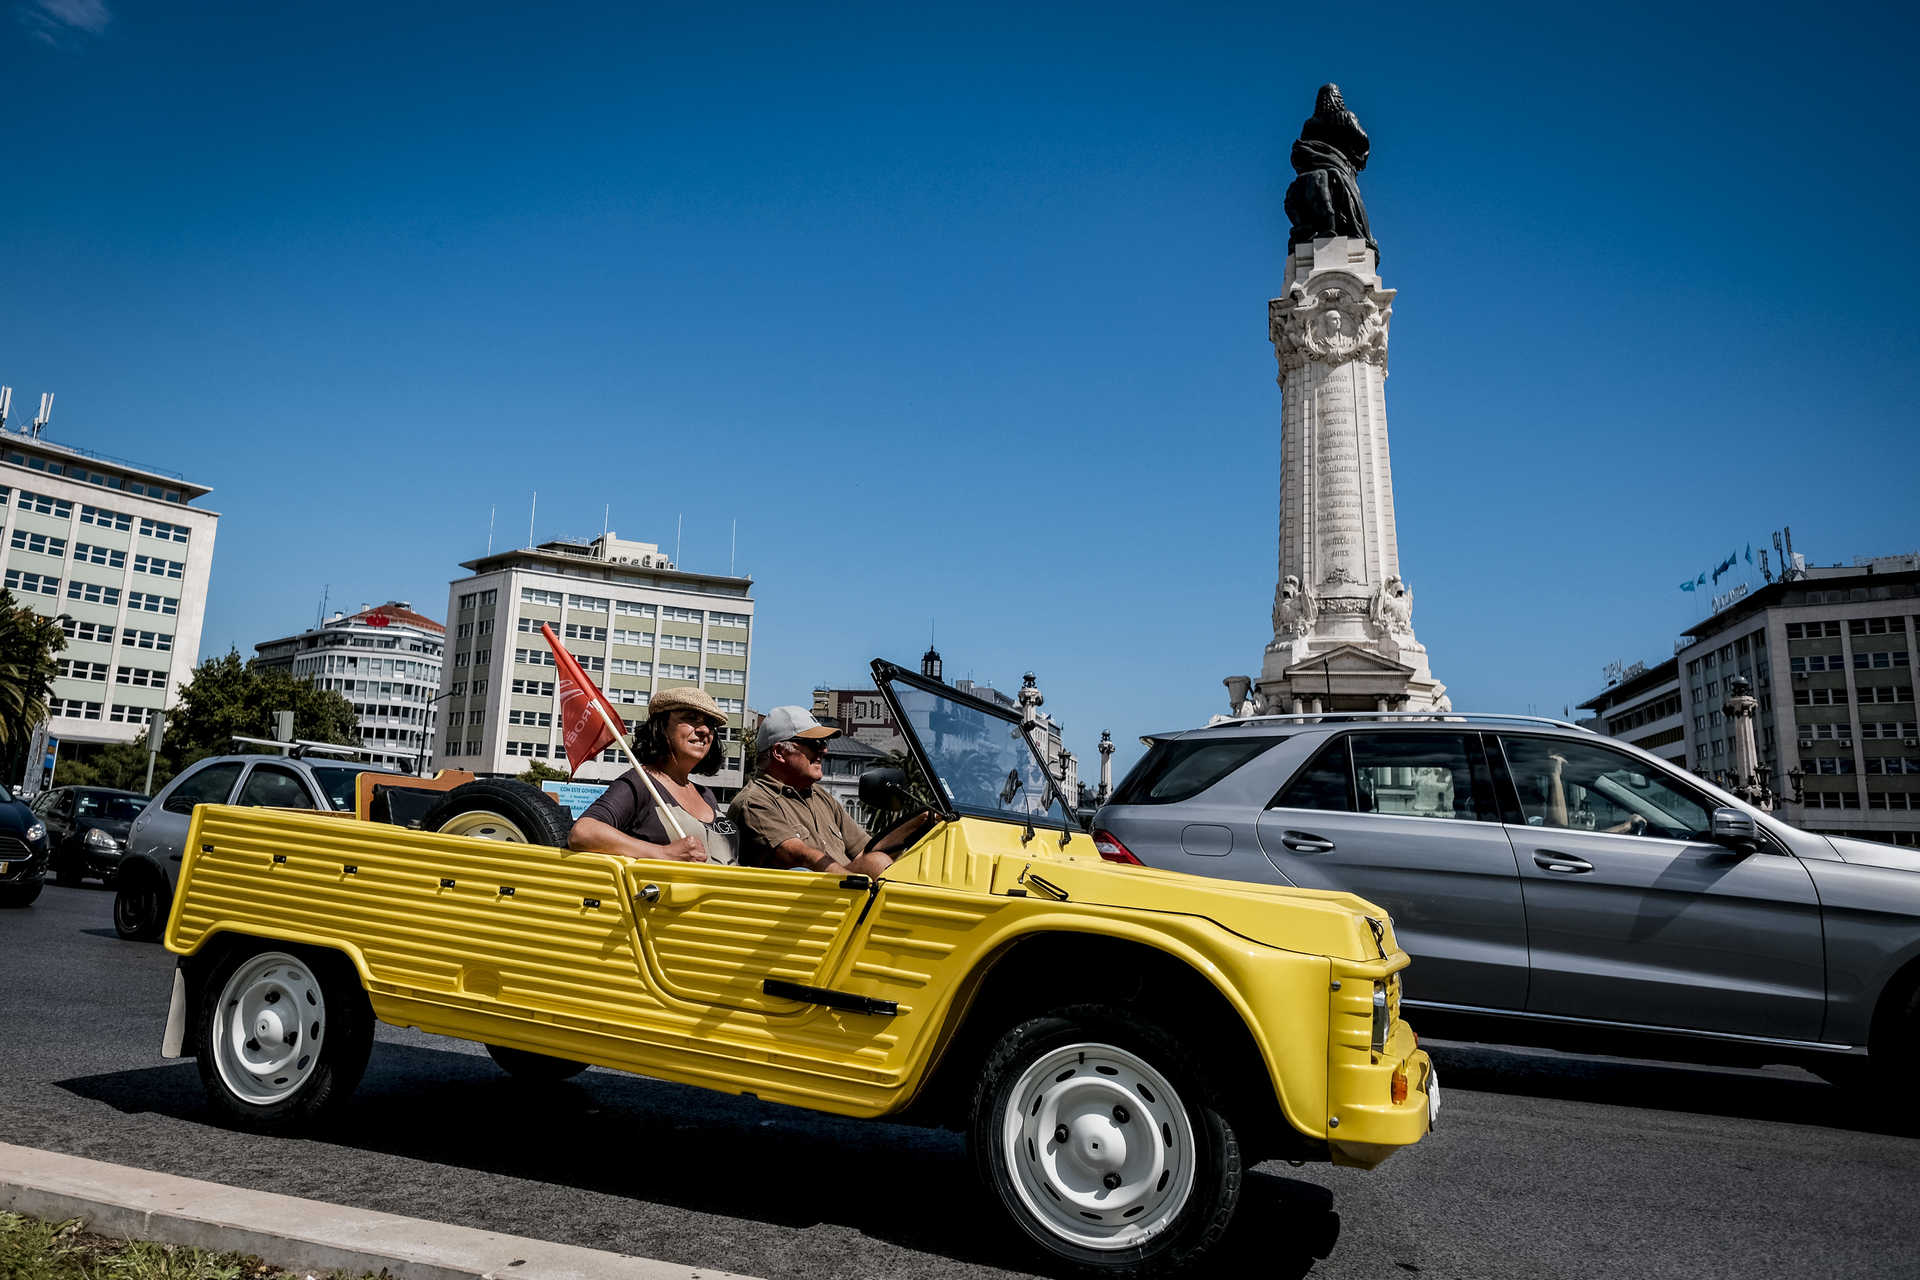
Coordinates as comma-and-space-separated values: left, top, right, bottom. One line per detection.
0, 862, 9, 875
1427, 1067, 1441, 1126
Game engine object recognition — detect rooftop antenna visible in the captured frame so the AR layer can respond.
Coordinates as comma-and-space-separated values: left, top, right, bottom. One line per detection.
528, 491, 537, 550
486, 504, 495, 555
729, 519, 736, 576
31, 392, 53, 440
675, 513, 682, 567
0, 386, 11, 431
603, 504, 610, 542
316, 584, 330, 628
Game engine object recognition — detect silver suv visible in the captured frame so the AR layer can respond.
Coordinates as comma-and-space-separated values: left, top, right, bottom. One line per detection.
113, 753, 399, 941
1092, 713, 1920, 1083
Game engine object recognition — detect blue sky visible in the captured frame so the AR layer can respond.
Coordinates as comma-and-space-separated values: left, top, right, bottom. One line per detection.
5, 0, 1917, 776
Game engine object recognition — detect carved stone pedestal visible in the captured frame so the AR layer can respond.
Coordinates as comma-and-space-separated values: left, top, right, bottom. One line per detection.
1224, 236, 1448, 717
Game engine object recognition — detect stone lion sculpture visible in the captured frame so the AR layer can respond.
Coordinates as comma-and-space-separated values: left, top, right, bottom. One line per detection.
1272, 574, 1319, 637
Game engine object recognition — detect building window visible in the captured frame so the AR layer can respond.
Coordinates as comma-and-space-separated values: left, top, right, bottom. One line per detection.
115, 666, 168, 688
520, 588, 562, 607
510, 678, 554, 697
661, 606, 703, 623
658, 663, 697, 680
9, 530, 66, 556
66, 581, 121, 607
60, 619, 112, 644
79, 505, 132, 530
126, 591, 178, 615
703, 667, 745, 685
660, 633, 700, 652
134, 518, 189, 543
57, 659, 109, 681
459, 592, 477, 609
710, 611, 749, 629
564, 623, 607, 642
120, 627, 173, 651
132, 554, 185, 579
515, 648, 557, 667
706, 638, 747, 655
5, 569, 59, 597
507, 709, 553, 727
566, 593, 609, 612
109, 704, 157, 724
615, 600, 655, 618
73, 543, 126, 568
18, 490, 72, 517
48, 697, 103, 720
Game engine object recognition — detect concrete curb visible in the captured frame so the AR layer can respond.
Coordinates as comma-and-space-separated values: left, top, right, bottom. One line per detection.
0, 1143, 762, 1280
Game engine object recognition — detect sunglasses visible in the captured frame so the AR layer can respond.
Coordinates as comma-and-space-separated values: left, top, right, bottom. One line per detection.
783, 738, 829, 758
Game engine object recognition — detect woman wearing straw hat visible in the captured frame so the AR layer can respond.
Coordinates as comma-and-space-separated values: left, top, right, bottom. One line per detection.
568, 687, 738, 864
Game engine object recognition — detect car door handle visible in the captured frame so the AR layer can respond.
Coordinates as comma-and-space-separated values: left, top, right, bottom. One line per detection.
1533, 850, 1593, 874
1280, 831, 1336, 854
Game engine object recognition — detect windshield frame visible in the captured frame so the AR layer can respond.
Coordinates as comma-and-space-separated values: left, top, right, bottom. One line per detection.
870, 658, 1083, 833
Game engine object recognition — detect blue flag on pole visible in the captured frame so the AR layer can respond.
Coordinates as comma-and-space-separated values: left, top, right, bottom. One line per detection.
1680, 579, 1696, 592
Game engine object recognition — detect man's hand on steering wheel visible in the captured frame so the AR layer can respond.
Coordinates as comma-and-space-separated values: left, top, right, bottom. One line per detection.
872, 809, 938, 855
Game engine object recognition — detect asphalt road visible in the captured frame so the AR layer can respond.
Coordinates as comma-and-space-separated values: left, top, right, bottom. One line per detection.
3, 882, 1917, 1280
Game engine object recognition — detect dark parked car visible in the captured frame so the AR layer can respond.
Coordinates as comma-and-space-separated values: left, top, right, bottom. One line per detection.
33, 786, 150, 886
0, 793, 51, 908
1093, 711, 1920, 1087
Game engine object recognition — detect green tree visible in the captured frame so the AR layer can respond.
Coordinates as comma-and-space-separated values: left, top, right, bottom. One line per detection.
0, 590, 66, 780
158, 650, 361, 778
52, 731, 159, 792
517, 759, 569, 785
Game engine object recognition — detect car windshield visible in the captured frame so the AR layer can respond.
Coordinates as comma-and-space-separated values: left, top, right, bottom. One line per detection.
76, 793, 148, 821
306, 765, 367, 812
880, 668, 1076, 830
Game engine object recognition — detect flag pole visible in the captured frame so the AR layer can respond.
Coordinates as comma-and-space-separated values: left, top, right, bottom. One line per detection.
586, 697, 688, 842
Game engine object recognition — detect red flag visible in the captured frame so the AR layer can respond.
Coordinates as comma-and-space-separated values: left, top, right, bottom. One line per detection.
541, 623, 623, 776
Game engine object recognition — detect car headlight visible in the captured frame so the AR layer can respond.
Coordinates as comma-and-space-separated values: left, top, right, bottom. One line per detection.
1371, 980, 1390, 1054
84, 827, 123, 852
25, 821, 45, 843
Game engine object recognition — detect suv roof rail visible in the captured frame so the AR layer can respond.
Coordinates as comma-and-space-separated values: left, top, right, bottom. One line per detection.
1197, 711, 1596, 733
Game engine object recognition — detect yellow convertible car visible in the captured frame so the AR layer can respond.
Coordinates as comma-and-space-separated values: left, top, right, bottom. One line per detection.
159, 659, 1434, 1276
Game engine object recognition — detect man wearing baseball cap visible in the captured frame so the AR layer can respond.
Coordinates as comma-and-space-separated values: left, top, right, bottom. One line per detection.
729, 705, 928, 874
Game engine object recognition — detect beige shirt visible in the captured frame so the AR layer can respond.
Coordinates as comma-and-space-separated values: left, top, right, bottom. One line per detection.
728, 774, 871, 869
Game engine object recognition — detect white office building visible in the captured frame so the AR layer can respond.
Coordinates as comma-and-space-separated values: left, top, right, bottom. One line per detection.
253, 602, 446, 773
1, 421, 218, 767
436, 532, 754, 795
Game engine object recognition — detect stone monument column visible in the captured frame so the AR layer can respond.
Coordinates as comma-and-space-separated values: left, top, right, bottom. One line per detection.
1225, 84, 1446, 717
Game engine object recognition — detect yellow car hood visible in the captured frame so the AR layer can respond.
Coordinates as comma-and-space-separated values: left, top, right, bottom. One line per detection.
996, 856, 1396, 962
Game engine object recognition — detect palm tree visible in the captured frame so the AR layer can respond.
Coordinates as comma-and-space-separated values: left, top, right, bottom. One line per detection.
0, 590, 66, 768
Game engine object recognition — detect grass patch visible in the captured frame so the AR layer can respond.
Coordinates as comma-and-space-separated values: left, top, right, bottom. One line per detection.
0, 1213, 388, 1280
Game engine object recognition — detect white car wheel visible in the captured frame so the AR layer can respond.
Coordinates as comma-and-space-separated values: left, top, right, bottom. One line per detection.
435, 810, 529, 842
210, 952, 327, 1106
1000, 1040, 1197, 1251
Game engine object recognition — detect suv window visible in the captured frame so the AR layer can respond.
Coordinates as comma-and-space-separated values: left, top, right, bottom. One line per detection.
164, 762, 245, 814
1270, 737, 1354, 811
237, 765, 317, 810
307, 764, 369, 812
1110, 736, 1285, 806
1350, 732, 1496, 822
1499, 735, 1709, 840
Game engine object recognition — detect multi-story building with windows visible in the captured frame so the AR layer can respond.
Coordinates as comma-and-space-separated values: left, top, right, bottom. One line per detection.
1576, 658, 1685, 768
1, 424, 218, 768
436, 532, 754, 796
1581, 553, 1920, 849
253, 602, 445, 773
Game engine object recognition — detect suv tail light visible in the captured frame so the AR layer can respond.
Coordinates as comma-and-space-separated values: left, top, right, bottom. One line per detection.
1092, 829, 1142, 865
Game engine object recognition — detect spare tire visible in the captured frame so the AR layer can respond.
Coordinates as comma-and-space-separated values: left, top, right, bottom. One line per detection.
421, 779, 572, 848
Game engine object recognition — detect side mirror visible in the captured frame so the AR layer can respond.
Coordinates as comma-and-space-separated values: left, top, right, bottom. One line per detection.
859, 767, 916, 814
1709, 806, 1760, 852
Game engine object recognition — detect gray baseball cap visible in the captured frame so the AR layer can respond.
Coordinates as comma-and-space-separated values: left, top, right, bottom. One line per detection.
754, 705, 841, 754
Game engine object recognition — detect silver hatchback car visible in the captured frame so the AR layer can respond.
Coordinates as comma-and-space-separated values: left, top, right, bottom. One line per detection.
1092, 713, 1920, 1083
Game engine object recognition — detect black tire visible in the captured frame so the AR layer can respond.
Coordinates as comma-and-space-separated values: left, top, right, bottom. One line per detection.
194, 943, 373, 1133
0, 882, 42, 909
969, 1003, 1242, 1278
112, 867, 168, 941
421, 779, 572, 847
486, 1043, 590, 1082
